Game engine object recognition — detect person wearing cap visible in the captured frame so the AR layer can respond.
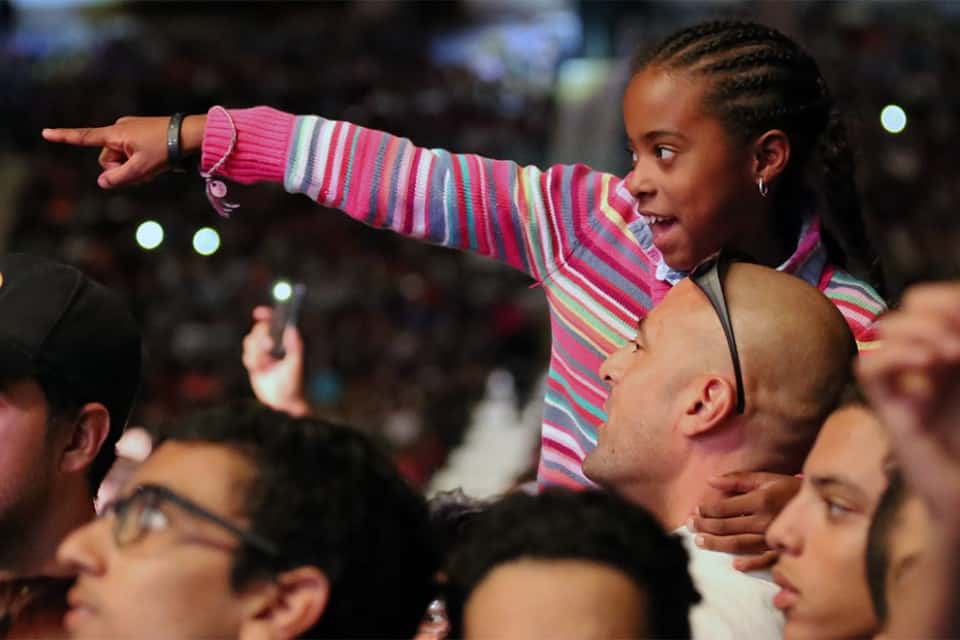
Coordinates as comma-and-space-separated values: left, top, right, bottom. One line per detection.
0, 253, 141, 636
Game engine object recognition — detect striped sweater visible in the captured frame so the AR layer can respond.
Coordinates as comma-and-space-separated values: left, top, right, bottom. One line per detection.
202, 106, 887, 489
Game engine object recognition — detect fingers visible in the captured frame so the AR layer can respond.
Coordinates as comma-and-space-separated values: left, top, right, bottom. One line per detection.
241, 321, 276, 371
282, 324, 304, 357
42, 126, 113, 147
694, 532, 769, 556
97, 155, 151, 190
706, 471, 771, 494
697, 492, 758, 519
732, 550, 779, 573
99, 146, 126, 171
252, 306, 274, 321
690, 513, 767, 537
879, 312, 960, 361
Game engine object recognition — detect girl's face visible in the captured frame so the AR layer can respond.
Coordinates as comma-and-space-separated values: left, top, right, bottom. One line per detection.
622, 66, 760, 271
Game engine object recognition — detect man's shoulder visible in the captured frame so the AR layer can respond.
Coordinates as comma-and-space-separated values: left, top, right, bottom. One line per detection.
673, 528, 783, 640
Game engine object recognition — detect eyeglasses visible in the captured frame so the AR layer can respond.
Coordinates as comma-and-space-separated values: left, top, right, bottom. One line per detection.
690, 253, 746, 414
104, 484, 281, 559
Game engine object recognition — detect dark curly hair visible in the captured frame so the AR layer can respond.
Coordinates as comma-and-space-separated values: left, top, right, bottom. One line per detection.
443, 489, 700, 639
634, 20, 881, 292
153, 401, 438, 639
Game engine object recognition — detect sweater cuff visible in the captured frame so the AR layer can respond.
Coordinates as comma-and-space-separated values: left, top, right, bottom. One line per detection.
201, 106, 295, 185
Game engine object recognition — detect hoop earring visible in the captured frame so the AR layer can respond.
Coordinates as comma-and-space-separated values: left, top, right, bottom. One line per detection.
757, 177, 769, 198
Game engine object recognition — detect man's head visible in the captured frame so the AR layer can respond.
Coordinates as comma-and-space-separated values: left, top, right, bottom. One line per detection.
766, 399, 891, 640
57, 402, 437, 640
866, 471, 933, 638
444, 489, 699, 639
583, 261, 854, 513
0, 253, 141, 571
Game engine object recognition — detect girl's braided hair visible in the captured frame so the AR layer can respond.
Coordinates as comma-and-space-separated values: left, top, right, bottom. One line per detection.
634, 20, 881, 290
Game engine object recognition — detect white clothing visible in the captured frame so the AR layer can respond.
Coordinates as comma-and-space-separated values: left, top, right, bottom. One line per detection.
675, 526, 784, 640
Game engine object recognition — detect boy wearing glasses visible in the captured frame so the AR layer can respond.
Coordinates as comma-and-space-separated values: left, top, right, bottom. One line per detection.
0, 254, 141, 637
57, 402, 438, 640
581, 261, 856, 639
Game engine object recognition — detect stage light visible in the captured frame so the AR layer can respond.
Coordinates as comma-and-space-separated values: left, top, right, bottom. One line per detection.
193, 227, 221, 256
881, 104, 907, 134
135, 220, 164, 250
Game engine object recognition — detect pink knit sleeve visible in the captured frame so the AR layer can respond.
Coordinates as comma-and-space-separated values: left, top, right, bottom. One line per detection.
200, 106, 295, 185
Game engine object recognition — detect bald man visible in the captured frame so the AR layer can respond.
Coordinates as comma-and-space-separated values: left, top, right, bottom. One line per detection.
582, 260, 855, 640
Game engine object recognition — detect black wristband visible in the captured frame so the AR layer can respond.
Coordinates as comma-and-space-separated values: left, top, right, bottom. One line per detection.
166, 112, 187, 173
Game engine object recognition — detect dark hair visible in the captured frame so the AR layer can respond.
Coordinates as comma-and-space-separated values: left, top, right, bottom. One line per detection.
35, 370, 117, 495
865, 470, 907, 624
153, 401, 438, 639
634, 20, 880, 290
428, 489, 490, 562
444, 489, 699, 639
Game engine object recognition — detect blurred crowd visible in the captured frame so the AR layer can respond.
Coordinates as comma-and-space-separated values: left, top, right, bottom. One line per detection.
3, 2, 960, 483
2, 3, 960, 640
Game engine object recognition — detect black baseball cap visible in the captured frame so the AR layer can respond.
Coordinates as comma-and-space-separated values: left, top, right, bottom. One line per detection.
0, 253, 142, 433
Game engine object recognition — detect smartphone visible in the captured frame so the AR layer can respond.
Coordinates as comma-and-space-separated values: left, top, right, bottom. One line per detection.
269, 282, 306, 360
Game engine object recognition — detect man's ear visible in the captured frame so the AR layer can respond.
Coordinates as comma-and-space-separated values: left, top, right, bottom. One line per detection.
677, 376, 736, 438
240, 566, 329, 640
752, 129, 791, 186
58, 402, 111, 476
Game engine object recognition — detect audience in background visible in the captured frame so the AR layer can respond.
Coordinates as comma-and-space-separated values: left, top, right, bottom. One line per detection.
444, 489, 698, 639
57, 402, 438, 640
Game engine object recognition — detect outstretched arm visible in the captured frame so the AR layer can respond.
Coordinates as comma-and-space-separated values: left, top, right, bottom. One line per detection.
44, 107, 629, 280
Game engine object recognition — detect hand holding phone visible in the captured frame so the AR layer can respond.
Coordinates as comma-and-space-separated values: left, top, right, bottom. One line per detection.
268, 282, 306, 359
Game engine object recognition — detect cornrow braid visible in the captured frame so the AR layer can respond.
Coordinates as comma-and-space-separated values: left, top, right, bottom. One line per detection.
632, 20, 881, 291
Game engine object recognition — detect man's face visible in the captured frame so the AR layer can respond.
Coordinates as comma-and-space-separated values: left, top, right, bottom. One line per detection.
583, 280, 715, 490
767, 406, 889, 640
0, 379, 56, 559
57, 441, 260, 639
463, 558, 648, 639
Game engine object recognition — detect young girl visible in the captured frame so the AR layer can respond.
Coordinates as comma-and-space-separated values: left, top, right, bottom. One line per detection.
44, 19, 884, 542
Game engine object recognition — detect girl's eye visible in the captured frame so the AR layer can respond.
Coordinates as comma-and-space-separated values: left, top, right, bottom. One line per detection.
655, 146, 676, 161
626, 148, 638, 164
139, 506, 170, 531
630, 340, 642, 353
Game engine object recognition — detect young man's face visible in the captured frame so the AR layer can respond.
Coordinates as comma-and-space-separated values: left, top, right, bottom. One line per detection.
462, 558, 649, 639
766, 405, 889, 640
0, 379, 56, 564
57, 441, 264, 639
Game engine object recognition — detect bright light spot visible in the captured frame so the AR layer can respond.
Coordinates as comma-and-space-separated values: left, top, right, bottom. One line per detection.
192, 227, 221, 256
135, 220, 164, 250
272, 280, 293, 302
881, 104, 907, 134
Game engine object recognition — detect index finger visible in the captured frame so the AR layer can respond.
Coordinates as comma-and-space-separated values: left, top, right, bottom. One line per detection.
42, 126, 113, 147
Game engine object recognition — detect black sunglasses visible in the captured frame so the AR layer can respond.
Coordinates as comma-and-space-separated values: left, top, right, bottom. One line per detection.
105, 484, 282, 559
689, 253, 746, 414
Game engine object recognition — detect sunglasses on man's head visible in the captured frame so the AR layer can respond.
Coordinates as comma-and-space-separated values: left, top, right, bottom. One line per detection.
689, 253, 747, 415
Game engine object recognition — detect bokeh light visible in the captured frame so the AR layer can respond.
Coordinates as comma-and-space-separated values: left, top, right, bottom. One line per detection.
881, 104, 907, 134
135, 220, 164, 250
192, 227, 221, 256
